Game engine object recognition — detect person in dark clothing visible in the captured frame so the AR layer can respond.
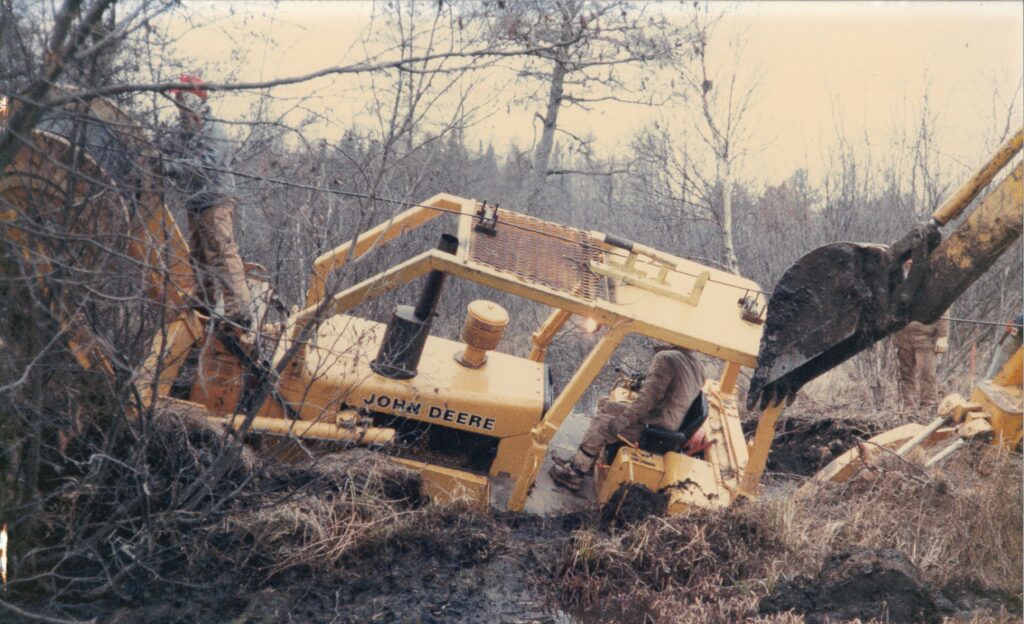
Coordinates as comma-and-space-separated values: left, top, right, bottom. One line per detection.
549, 343, 705, 492
163, 74, 252, 327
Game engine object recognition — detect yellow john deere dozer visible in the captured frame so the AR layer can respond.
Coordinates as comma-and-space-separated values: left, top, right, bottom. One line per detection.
2, 92, 786, 515
748, 129, 1023, 479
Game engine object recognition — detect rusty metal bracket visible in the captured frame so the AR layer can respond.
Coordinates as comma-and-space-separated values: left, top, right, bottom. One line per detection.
738, 292, 765, 325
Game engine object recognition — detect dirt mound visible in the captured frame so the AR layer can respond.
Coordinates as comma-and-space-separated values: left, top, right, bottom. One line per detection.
747, 415, 879, 477
760, 548, 949, 623
599, 483, 667, 530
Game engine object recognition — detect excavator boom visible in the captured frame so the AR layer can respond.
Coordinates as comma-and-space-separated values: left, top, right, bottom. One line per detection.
749, 131, 1023, 410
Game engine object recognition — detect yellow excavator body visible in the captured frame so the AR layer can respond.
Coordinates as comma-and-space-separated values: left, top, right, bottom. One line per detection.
974, 346, 1023, 448
2, 91, 785, 514
812, 346, 1022, 485
594, 379, 747, 512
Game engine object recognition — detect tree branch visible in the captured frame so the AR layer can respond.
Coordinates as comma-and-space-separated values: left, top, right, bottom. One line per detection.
0, 0, 114, 171
41, 38, 582, 106
0, 599, 95, 624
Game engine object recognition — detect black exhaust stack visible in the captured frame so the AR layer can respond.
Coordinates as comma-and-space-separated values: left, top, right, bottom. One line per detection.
370, 234, 459, 379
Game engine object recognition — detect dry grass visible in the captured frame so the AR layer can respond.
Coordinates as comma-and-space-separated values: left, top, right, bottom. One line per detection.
211, 450, 425, 577
556, 507, 781, 621
776, 443, 1022, 593
16, 397, 1021, 623
555, 443, 1022, 623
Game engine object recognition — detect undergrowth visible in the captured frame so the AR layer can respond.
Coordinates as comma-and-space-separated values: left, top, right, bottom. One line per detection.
554, 444, 1022, 623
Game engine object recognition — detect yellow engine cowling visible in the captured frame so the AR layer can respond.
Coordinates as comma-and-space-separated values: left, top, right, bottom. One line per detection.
275, 313, 548, 505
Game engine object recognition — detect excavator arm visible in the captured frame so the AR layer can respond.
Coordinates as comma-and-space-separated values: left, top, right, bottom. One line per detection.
749, 130, 1023, 410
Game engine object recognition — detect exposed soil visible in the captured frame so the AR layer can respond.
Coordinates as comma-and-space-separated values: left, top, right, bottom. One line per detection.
598, 483, 667, 530
760, 548, 948, 623
760, 548, 1022, 624
103, 511, 1018, 624
102, 511, 588, 624
12, 406, 1019, 624
745, 413, 881, 478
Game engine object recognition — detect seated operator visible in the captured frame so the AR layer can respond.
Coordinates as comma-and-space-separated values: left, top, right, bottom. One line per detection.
549, 342, 706, 492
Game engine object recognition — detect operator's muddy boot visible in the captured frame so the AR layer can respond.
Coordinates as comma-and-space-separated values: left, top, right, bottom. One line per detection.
549, 457, 585, 492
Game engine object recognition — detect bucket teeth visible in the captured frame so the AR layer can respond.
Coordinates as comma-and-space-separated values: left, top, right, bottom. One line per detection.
747, 242, 898, 410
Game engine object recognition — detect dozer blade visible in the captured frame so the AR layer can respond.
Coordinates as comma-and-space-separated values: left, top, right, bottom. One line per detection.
747, 242, 897, 410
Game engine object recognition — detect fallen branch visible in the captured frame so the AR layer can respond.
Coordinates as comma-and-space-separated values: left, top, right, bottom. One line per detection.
0, 599, 96, 624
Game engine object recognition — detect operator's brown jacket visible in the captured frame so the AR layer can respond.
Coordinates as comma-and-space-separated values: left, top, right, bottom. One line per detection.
573, 348, 705, 472
604, 349, 705, 433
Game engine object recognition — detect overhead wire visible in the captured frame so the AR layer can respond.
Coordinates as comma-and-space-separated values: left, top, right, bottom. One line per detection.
947, 317, 1023, 329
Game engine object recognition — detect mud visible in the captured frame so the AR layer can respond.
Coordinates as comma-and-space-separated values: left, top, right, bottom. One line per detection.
759, 548, 1020, 624
744, 414, 879, 478
598, 483, 667, 530
318, 509, 559, 624
98, 510, 1019, 624
102, 510, 584, 624
17, 407, 1017, 624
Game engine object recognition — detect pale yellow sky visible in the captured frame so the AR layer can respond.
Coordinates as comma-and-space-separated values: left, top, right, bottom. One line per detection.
165, 1, 1024, 185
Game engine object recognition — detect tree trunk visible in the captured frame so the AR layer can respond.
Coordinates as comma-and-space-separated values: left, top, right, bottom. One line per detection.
524, 59, 566, 209
721, 160, 740, 273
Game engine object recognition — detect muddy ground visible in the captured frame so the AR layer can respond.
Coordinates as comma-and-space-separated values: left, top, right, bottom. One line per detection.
744, 411, 881, 478
759, 547, 1023, 624
105, 508, 1016, 624
103, 510, 585, 624
13, 409, 1020, 624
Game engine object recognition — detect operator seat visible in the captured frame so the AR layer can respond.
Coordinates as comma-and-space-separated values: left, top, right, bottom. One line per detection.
602, 391, 709, 462
638, 391, 709, 454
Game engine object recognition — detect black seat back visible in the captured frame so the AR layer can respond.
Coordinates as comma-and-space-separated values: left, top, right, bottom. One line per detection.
678, 392, 709, 440
637, 391, 708, 455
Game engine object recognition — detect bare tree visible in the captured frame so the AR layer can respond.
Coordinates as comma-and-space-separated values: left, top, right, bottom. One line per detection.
675, 5, 760, 274
475, 0, 682, 209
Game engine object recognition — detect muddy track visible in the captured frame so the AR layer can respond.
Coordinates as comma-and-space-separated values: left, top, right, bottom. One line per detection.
21, 410, 1018, 624
102, 511, 592, 624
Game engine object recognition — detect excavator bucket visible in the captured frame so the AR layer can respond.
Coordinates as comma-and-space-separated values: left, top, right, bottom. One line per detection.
747, 241, 897, 410
748, 130, 1023, 411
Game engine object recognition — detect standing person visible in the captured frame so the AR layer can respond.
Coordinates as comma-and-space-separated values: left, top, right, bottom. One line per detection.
162, 74, 252, 329
892, 259, 949, 410
549, 343, 706, 492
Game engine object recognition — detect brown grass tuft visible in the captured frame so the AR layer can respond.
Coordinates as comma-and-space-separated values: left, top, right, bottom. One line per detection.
775, 443, 1023, 593
556, 507, 781, 621
554, 443, 1022, 622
